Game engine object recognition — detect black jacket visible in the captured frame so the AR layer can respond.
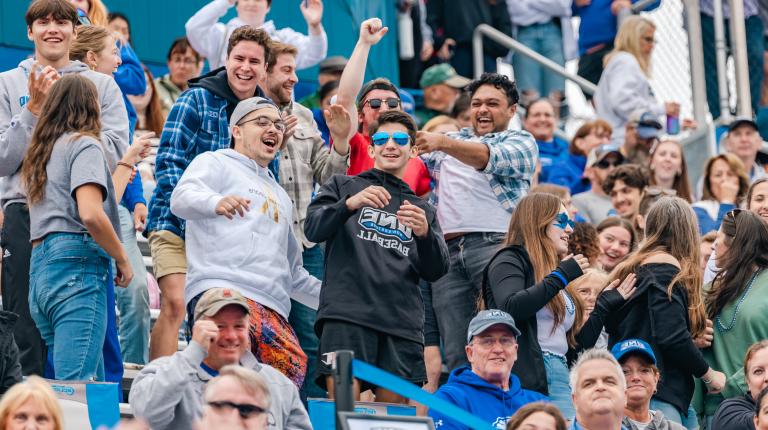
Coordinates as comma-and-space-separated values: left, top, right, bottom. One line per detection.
0, 311, 22, 396
603, 263, 710, 416
711, 392, 756, 430
305, 169, 450, 343
188, 66, 266, 123
482, 245, 626, 396
426, 0, 513, 58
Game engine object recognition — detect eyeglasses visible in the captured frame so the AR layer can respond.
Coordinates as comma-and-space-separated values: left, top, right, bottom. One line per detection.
595, 159, 623, 169
363, 98, 400, 110
77, 8, 91, 25
645, 187, 677, 196
553, 213, 574, 230
171, 57, 197, 66
372, 131, 410, 146
472, 337, 516, 349
238, 116, 285, 133
208, 401, 266, 419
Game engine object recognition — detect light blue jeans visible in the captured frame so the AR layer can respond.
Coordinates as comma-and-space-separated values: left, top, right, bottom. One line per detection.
649, 397, 699, 429
111, 205, 150, 365
512, 21, 566, 99
544, 352, 576, 418
29, 233, 108, 381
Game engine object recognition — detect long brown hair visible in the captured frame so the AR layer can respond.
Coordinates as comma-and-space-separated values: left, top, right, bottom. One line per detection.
701, 153, 750, 206
747, 178, 768, 210
705, 210, 768, 319
608, 196, 707, 338
648, 140, 693, 203
137, 65, 165, 136
506, 402, 567, 430
504, 193, 585, 347
20, 74, 102, 205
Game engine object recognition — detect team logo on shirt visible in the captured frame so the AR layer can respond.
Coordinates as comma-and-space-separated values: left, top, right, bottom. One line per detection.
492, 416, 512, 429
358, 207, 413, 242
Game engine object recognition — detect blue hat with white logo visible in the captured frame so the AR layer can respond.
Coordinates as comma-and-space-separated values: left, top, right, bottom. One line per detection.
611, 339, 656, 365
399, 89, 420, 125
467, 310, 521, 343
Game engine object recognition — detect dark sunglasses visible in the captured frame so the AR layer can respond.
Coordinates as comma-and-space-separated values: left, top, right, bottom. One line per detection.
208, 400, 266, 419
595, 159, 623, 169
77, 8, 91, 25
364, 98, 400, 110
553, 213, 574, 231
238, 116, 285, 133
645, 187, 677, 197
372, 131, 410, 146
727, 209, 745, 220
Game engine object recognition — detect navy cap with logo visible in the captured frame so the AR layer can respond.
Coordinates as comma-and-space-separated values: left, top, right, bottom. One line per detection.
586, 144, 624, 168
467, 310, 521, 344
628, 109, 663, 139
610, 338, 657, 365
728, 116, 759, 133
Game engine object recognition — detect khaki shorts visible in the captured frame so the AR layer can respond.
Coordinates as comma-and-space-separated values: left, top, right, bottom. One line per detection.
147, 230, 187, 279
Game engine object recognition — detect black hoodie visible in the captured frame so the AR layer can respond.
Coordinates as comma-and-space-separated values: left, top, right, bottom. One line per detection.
188, 66, 265, 123
305, 168, 450, 343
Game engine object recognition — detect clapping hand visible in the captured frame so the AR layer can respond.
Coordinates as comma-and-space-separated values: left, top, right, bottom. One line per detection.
606, 273, 637, 300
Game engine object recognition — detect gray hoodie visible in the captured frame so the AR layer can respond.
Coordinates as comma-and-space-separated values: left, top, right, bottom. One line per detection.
622, 411, 687, 430
129, 341, 312, 430
0, 59, 129, 209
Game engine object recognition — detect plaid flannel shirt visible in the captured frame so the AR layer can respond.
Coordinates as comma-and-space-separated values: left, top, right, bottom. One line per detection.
279, 101, 348, 249
145, 87, 278, 239
420, 127, 538, 213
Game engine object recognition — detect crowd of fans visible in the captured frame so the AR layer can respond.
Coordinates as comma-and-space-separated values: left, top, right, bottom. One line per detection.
2, 1, 768, 430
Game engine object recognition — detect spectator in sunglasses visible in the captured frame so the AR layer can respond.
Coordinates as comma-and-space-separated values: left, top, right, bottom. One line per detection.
602, 164, 649, 222
130, 287, 310, 430
572, 146, 624, 225
618, 109, 662, 168
305, 109, 449, 404
331, 18, 433, 199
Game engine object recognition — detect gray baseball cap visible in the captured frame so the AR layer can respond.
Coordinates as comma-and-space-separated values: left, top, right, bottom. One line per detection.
229, 97, 282, 138
467, 310, 521, 344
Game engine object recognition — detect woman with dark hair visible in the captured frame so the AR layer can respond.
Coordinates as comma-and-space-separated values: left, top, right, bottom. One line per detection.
547, 119, 612, 195
596, 217, 635, 273
755, 387, 768, 430
693, 153, 750, 235
450, 92, 471, 128
601, 197, 726, 429
506, 402, 567, 430
747, 178, 768, 220
710, 340, 768, 430
483, 193, 636, 416
699, 210, 768, 429
634, 189, 665, 245
648, 141, 692, 203
568, 222, 601, 268
128, 65, 165, 137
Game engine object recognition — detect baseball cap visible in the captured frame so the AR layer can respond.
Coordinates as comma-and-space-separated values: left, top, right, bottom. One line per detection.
318, 56, 348, 74
728, 116, 759, 132
357, 80, 400, 105
399, 89, 420, 125
610, 339, 656, 365
193, 287, 250, 322
627, 109, 663, 139
467, 310, 521, 344
586, 144, 624, 168
419, 63, 471, 90
229, 97, 282, 147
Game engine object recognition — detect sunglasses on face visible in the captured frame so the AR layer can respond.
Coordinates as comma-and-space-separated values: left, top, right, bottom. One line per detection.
364, 98, 400, 110
77, 9, 91, 25
372, 131, 411, 146
238, 116, 285, 133
208, 400, 266, 419
596, 159, 623, 169
645, 187, 677, 196
553, 213, 574, 230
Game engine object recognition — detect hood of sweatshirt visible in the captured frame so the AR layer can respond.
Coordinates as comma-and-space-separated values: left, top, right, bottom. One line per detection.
188, 66, 265, 123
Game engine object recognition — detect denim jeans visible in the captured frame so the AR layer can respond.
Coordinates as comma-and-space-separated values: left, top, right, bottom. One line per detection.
543, 352, 575, 418
432, 232, 506, 371
512, 21, 566, 99
289, 244, 325, 398
649, 397, 699, 430
111, 205, 150, 365
29, 233, 109, 381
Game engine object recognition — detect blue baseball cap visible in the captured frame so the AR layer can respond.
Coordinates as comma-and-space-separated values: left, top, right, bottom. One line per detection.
399, 89, 420, 125
628, 109, 662, 139
467, 310, 521, 343
611, 339, 656, 365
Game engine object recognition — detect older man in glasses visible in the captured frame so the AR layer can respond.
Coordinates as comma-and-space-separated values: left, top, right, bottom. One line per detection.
428, 310, 548, 430
130, 287, 311, 430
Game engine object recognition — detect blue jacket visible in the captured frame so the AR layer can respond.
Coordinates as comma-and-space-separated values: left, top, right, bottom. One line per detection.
545, 153, 589, 195
536, 136, 569, 184
692, 201, 736, 236
312, 107, 330, 147
573, 0, 660, 55
428, 366, 549, 430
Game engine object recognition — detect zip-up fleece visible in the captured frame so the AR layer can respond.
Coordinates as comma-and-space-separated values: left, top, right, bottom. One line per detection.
304, 168, 450, 343
170, 148, 320, 317
428, 366, 550, 430
129, 341, 312, 430
0, 59, 129, 208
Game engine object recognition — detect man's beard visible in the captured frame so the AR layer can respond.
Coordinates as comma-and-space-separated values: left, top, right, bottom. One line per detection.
266, 77, 292, 105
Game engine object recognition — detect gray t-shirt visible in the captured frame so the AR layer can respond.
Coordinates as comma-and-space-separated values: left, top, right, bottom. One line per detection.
29, 133, 121, 242
572, 189, 614, 225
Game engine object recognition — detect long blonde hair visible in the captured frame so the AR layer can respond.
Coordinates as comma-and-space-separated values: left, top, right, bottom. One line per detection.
0, 376, 64, 430
603, 16, 656, 77
608, 196, 706, 338
504, 193, 585, 347
83, 0, 108, 27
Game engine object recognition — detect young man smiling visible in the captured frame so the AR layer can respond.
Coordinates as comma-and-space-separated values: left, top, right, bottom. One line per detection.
602, 164, 648, 221
305, 110, 449, 403
170, 97, 320, 389
0, 0, 129, 377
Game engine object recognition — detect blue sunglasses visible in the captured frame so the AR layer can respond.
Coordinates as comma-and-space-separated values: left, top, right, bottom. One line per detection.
372, 131, 410, 146
553, 213, 574, 230
77, 8, 91, 25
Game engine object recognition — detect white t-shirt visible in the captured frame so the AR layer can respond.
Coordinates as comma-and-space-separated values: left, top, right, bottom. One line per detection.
536, 291, 576, 356
436, 154, 512, 234
627, 411, 655, 430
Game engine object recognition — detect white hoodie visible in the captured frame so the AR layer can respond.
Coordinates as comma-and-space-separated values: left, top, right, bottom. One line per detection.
170, 148, 320, 317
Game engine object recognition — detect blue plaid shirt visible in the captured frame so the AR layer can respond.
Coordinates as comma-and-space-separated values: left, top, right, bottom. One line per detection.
420, 127, 538, 213
145, 87, 278, 239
